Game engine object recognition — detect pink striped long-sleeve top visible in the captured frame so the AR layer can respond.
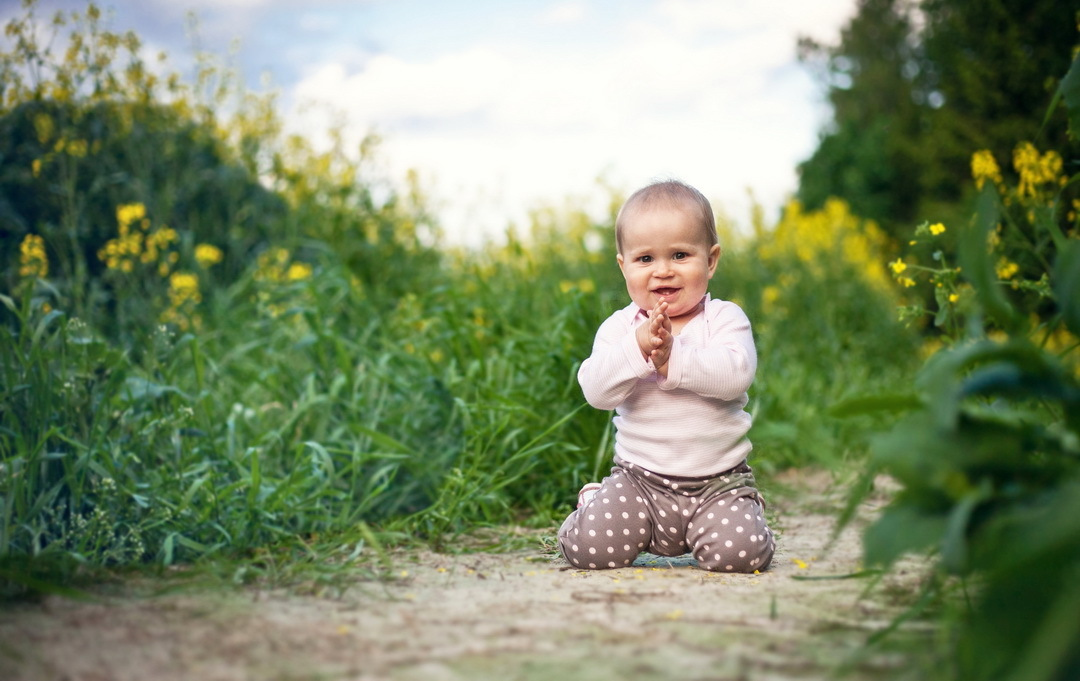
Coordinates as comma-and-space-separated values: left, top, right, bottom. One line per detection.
577, 295, 757, 478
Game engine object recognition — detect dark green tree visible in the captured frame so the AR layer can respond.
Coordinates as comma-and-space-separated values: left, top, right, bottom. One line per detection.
797, 0, 1079, 239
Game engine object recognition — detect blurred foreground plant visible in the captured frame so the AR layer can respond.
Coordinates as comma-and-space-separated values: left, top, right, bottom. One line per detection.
842, 54, 1080, 681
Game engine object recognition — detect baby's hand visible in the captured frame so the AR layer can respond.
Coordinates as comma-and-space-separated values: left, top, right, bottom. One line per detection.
637, 301, 673, 373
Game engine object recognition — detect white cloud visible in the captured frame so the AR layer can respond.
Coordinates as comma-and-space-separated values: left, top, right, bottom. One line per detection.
286, 0, 857, 246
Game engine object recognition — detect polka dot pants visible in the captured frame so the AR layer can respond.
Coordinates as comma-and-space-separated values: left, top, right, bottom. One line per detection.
558, 459, 775, 573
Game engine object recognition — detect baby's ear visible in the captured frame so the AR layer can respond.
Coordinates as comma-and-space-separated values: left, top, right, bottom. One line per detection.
707, 244, 721, 275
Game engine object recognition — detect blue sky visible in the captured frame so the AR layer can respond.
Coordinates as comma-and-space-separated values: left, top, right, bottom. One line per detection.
4, 0, 858, 245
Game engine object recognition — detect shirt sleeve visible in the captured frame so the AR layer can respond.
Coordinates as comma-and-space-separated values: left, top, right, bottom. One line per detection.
577, 310, 654, 410
656, 302, 757, 400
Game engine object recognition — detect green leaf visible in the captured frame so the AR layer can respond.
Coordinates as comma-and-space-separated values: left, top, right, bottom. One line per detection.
1057, 54, 1080, 140
828, 392, 922, 418
1054, 239, 1080, 337
959, 185, 1023, 332
864, 505, 946, 567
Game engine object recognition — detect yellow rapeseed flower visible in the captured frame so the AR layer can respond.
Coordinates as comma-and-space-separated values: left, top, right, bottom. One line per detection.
194, 244, 223, 267
18, 234, 48, 278
1013, 142, 1062, 199
116, 203, 146, 230
889, 259, 908, 275
167, 271, 201, 308
286, 262, 312, 282
898, 276, 916, 288
996, 258, 1020, 280
929, 223, 946, 236
971, 150, 1003, 190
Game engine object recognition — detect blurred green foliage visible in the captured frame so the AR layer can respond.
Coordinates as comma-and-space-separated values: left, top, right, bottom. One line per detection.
848, 54, 1080, 681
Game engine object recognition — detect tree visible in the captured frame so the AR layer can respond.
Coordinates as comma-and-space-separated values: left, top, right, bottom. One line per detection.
797, 0, 1079, 239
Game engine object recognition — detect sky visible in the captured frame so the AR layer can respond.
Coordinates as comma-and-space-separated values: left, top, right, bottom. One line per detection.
3, 0, 858, 246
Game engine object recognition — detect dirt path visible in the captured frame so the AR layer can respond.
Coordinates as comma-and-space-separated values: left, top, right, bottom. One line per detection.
0, 470, 930, 681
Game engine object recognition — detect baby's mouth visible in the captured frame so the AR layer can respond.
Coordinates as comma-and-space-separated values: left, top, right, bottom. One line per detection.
653, 287, 680, 297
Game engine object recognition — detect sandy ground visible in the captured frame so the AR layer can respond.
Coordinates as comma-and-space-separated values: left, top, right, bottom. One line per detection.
0, 470, 933, 681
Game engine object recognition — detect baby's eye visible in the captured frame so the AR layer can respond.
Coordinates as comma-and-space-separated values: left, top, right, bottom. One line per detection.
638, 255, 653, 263
673, 252, 688, 260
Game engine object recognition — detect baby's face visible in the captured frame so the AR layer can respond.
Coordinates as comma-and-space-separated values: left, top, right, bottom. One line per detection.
616, 205, 719, 322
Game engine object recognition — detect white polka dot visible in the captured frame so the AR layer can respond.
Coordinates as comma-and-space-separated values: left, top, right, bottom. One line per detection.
615, 483, 623, 488
721, 518, 729, 525
658, 509, 666, 518
690, 497, 698, 504
739, 550, 746, 558
661, 539, 669, 546
736, 526, 744, 533
624, 544, 631, 551
725, 540, 733, 547
688, 521, 695, 529
623, 528, 630, 535
589, 563, 596, 568
731, 506, 739, 512
671, 504, 678, 512
623, 559, 631, 565
639, 512, 646, 519
619, 496, 627, 503
607, 546, 615, 553
605, 512, 612, 519
639, 528, 647, 535
588, 514, 595, 520
725, 565, 733, 571
637, 496, 644, 503
622, 512, 630, 520
745, 514, 752, 520
638, 542, 645, 548
714, 553, 721, 561
751, 558, 759, 566
608, 561, 616, 568
643, 470, 650, 477
662, 478, 669, 485
589, 530, 596, 536
711, 532, 719, 538
730, 490, 738, 495
707, 513, 715, 519
669, 527, 677, 534
572, 544, 579, 551
682, 509, 690, 516
589, 547, 596, 554
671, 482, 679, 490
750, 535, 758, 543
602, 498, 610, 504
722, 477, 730, 483
698, 527, 705, 534
606, 529, 613, 536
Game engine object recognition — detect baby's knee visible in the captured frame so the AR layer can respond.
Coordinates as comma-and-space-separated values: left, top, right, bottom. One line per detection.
558, 510, 647, 570
693, 529, 774, 573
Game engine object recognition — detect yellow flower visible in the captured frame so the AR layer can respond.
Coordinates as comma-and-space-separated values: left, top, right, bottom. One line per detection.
18, 234, 48, 278
948, 293, 959, 303
898, 276, 916, 288
929, 223, 946, 236
889, 259, 908, 274
995, 258, 1019, 280
971, 150, 1003, 190
167, 271, 201, 308
31, 159, 42, 177
116, 203, 146, 230
195, 243, 223, 268
1013, 142, 1062, 199
286, 262, 312, 282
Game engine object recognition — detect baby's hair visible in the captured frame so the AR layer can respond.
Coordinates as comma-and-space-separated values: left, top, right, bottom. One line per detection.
614, 179, 718, 254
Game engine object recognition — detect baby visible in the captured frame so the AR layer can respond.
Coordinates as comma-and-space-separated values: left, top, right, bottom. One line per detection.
558, 179, 776, 572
